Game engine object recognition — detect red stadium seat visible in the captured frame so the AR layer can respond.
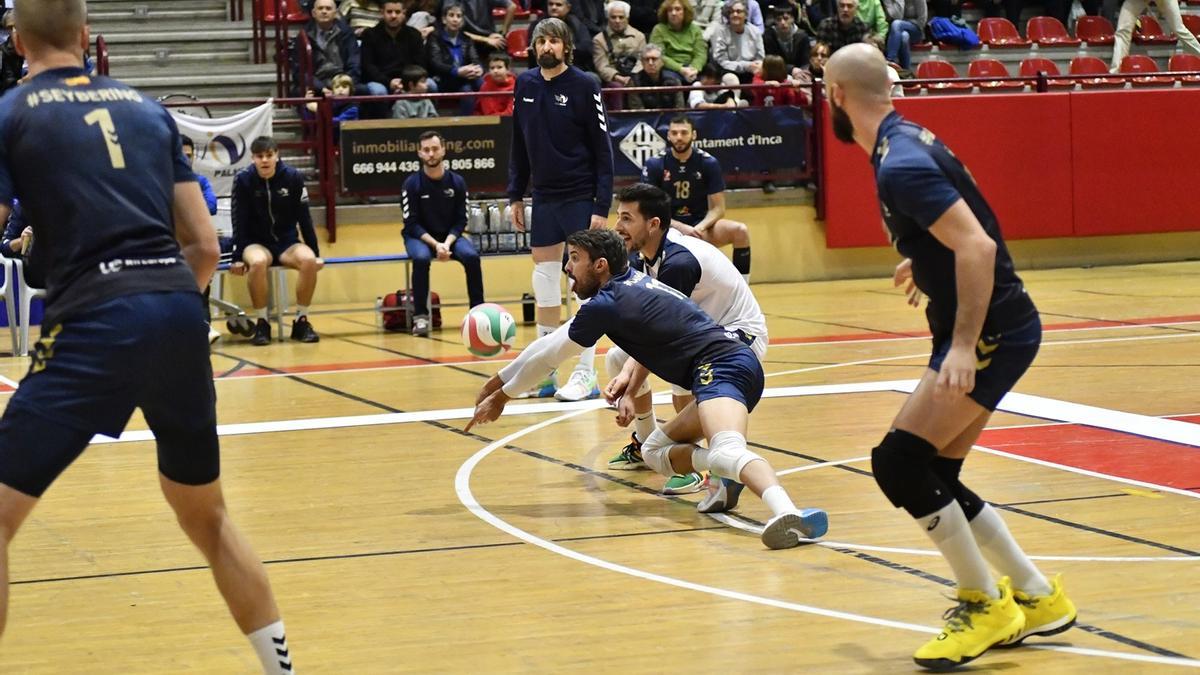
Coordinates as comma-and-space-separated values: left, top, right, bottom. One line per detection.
915, 60, 973, 91
968, 58, 1028, 89
1133, 15, 1177, 45
1069, 55, 1123, 88
1120, 54, 1176, 86
1169, 53, 1200, 84
978, 18, 1031, 47
1075, 15, 1115, 46
1018, 57, 1073, 88
258, 0, 308, 22
507, 27, 530, 60
1027, 16, 1081, 46
1181, 13, 1200, 38
494, 4, 533, 19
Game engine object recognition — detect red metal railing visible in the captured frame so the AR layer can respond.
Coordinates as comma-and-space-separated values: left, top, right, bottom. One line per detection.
95, 35, 109, 76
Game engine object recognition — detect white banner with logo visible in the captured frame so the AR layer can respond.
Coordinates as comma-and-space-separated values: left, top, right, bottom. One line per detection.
170, 100, 274, 198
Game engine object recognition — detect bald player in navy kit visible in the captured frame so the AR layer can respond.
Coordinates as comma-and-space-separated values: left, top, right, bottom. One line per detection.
468, 228, 828, 550
0, 2, 293, 672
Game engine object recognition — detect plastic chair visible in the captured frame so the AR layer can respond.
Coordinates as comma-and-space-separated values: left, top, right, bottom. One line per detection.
1075, 15, 1115, 46
14, 260, 45, 357
1180, 13, 1200, 38
977, 18, 1031, 47
915, 60, 973, 91
0, 258, 18, 355
967, 58, 1028, 89
1168, 53, 1200, 84
1019, 57, 1073, 88
1133, 15, 1177, 45
1027, 16, 1081, 46
1069, 55, 1124, 87
1119, 54, 1175, 86
506, 27, 530, 60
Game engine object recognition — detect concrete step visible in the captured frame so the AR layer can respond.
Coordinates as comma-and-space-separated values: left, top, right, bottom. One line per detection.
90, 7, 229, 23
109, 48, 252, 67
95, 22, 254, 44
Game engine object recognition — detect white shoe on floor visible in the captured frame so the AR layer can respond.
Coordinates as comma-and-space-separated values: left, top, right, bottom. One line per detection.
207, 325, 221, 345
554, 368, 599, 401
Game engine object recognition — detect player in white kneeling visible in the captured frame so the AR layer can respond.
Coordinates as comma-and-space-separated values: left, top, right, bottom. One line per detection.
467, 228, 828, 549
605, 183, 768, 504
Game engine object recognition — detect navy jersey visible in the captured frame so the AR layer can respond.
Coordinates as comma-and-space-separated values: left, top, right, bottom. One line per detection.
230, 161, 319, 258
400, 170, 468, 240
568, 267, 748, 389
642, 148, 724, 226
0, 66, 198, 325
507, 67, 615, 216
873, 112, 1037, 338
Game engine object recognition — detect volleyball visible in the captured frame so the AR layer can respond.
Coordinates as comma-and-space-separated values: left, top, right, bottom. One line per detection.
461, 303, 516, 358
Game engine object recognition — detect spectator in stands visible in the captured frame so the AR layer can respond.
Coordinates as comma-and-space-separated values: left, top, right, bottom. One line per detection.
764, 5, 810, 79
301, 0, 365, 93
392, 65, 440, 117
855, 0, 887, 45
628, 0, 663, 34
529, 0, 598, 72
593, 0, 647, 94
427, 3, 486, 115
709, 0, 765, 82
0, 202, 42, 289
882, 0, 925, 70
816, 0, 877, 53
407, 0, 440, 35
476, 53, 516, 114
688, 61, 749, 107
340, 0, 384, 34
230, 137, 323, 346
574, 0, 610, 36
361, 0, 430, 98
699, 0, 765, 37
1111, 0, 1200, 71
750, 53, 808, 105
455, 0, 520, 56
627, 43, 686, 107
795, 39, 828, 82
306, 73, 362, 136
0, 11, 23, 95
401, 130, 486, 337
651, 0, 708, 82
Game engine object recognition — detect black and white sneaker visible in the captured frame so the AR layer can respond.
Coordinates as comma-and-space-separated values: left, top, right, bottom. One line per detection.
250, 318, 271, 346
290, 316, 319, 343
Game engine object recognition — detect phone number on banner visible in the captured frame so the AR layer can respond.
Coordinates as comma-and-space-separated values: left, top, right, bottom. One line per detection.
351, 158, 497, 175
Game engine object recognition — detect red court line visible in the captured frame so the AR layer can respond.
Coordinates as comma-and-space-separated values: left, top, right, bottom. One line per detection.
979, 424, 1200, 493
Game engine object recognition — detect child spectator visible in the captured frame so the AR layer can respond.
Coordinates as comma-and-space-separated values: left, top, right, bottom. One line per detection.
476, 53, 515, 115
392, 65, 439, 118
751, 54, 807, 106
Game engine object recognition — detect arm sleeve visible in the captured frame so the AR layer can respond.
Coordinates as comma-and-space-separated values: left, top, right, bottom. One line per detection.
583, 78, 614, 217
346, 30, 363, 81
688, 84, 706, 108
593, 34, 617, 82
198, 176, 219, 215
499, 322, 588, 397
749, 0, 764, 30
295, 179, 321, 257
401, 176, 428, 239
451, 176, 468, 237
506, 79, 531, 201
657, 254, 702, 297
880, 159, 961, 230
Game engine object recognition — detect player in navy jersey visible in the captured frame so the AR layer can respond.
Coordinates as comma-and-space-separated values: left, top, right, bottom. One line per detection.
641, 114, 752, 281
825, 44, 1075, 670
604, 183, 769, 502
0, 2, 293, 671
467, 228, 828, 550
508, 17, 615, 402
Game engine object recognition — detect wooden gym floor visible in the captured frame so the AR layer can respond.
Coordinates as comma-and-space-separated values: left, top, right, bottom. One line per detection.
0, 260, 1198, 673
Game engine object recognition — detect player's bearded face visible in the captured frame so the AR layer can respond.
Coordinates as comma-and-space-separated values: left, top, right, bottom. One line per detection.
566, 249, 601, 298
536, 38, 565, 68
830, 100, 856, 144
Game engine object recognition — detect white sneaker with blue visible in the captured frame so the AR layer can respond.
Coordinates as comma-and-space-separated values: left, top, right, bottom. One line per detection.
554, 368, 599, 402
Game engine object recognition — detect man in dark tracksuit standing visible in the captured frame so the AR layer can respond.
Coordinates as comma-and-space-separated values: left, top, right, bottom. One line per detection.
507, 17, 614, 402
231, 136, 324, 345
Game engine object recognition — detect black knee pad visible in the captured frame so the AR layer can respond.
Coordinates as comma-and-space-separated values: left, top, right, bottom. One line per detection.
870, 429, 954, 518
931, 456, 986, 520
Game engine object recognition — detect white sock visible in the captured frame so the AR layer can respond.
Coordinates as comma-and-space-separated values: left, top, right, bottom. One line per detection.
296, 305, 308, 318
761, 485, 797, 518
256, 307, 268, 321
918, 502, 997, 597
575, 346, 596, 373
742, 273, 750, 284
247, 620, 293, 674
634, 411, 657, 443
970, 504, 1052, 596
536, 323, 556, 339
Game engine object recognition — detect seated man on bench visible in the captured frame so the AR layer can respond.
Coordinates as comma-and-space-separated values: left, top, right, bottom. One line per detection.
230, 136, 324, 345
400, 130, 485, 336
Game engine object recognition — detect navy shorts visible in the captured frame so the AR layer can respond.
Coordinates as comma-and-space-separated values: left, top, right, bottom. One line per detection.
691, 346, 765, 412
530, 198, 594, 248
246, 237, 301, 265
0, 291, 220, 497
928, 315, 1042, 411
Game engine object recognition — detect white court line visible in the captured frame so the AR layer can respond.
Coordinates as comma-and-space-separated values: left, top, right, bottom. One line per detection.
455, 408, 1200, 669
0, 373, 19, 389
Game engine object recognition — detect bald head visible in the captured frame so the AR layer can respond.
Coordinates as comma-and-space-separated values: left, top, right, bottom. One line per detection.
14, 0, 87, 52
825, 43, 893, 105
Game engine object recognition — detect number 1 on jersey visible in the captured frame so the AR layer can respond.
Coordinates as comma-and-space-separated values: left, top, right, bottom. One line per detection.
84, 109, 126, 169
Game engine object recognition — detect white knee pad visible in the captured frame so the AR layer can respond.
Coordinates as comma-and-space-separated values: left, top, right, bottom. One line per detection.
693, 431, 763, 480
532, 261, 562, 308
605, 347, 651, 397
641, 429, 683, 477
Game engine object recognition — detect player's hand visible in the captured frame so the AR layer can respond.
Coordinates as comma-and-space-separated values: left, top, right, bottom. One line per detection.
466, 389, 511, 432
18, 226, 32, 254
475, 374, 505, 406
589, 215, 607, 230
510, 201, 526, 232
893, 258, 922, 307
613, 396, 637, 427
675, 222, 699, 238
230, 262, 247, 276
436, 243, 451, 261
604, 372, 630, 405
314, 257, 325, 271
936, 346, 976, 398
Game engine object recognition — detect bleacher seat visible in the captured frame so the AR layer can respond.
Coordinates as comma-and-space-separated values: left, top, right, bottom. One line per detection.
915, 60, 973, 91
968, 58, 1027, 89
1180, 13, 1200, 38
1019, 57, 1073, 88
494, 4, 533, 19
259, 0, 308, 22
1070, 55, 1123, 88
507, 27, 530, 60
1133, 15, 1177, 45
1120, 54, 1176, 86
1027, 16, 1081, 46
1168, 54, 1200, 84
1075, 16, 1115, 46
978, 18, 1031, 48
